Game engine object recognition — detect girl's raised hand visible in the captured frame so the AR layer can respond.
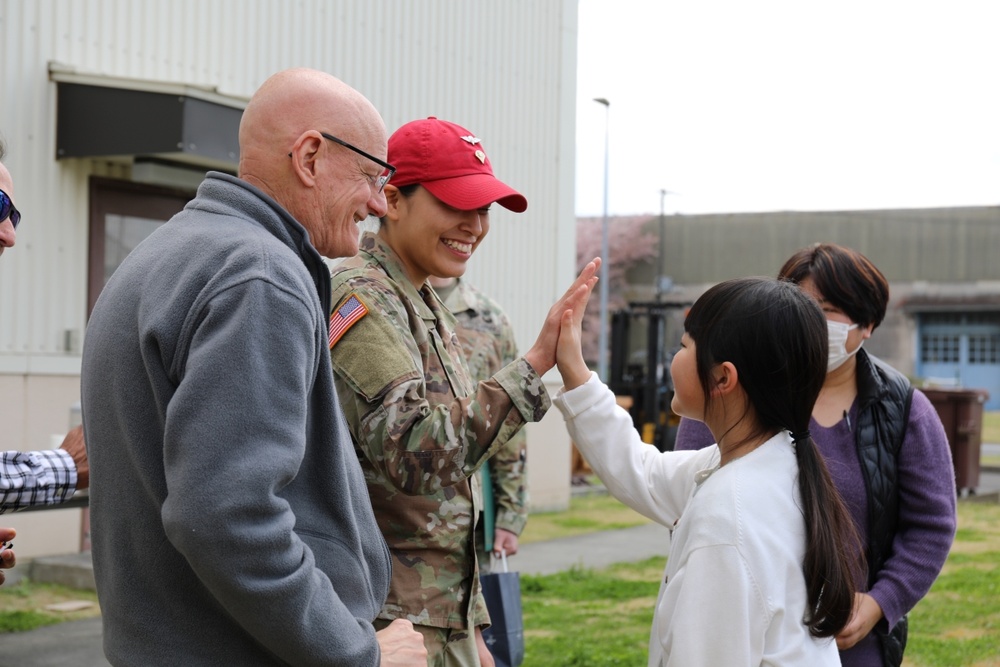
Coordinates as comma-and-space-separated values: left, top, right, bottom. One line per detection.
524, 258, 600, 377
556, 282, 593, 390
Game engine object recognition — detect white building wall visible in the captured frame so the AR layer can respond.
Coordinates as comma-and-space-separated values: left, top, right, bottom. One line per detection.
2, 0, 578, 368
0, 0, 579, 557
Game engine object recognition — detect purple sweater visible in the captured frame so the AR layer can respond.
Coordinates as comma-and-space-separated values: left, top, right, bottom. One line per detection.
674, 388, 956, 667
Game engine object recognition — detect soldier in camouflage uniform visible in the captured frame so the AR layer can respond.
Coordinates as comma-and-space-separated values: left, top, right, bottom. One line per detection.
328, 117, 598, 666
428, 275, 528, 574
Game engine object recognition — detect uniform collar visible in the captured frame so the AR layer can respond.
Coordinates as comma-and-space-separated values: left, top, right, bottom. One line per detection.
358, 231, 440, 321
438, 278, 479, 316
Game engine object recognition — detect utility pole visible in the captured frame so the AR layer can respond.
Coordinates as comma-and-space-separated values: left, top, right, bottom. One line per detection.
657, 189, 667, 301
594, 97, 611, 381
657, 189, 677, 300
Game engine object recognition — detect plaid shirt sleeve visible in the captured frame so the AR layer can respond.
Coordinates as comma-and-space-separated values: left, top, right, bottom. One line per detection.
0, 449, 78, 514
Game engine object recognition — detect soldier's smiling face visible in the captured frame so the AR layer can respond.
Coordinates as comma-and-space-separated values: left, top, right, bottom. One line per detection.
381, 185, 491, 287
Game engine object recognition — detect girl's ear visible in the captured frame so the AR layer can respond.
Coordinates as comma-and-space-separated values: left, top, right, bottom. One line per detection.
710, 361, 739, 397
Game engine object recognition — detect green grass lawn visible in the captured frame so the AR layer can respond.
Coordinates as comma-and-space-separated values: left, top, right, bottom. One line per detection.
982, 411, 1000, 467
903, 501, 1000, 667
520, 491, 651, 544
0, 580, 100, 632
519, 498, 1000, 667
982, 411, 1000, 444
2, 495, 997, 666
521, 559, 660, 665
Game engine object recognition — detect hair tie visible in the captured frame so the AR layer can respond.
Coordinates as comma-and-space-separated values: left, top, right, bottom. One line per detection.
790, 430, 811, 443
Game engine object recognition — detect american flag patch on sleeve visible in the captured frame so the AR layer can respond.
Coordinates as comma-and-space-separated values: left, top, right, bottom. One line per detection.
329, 294, 369, 348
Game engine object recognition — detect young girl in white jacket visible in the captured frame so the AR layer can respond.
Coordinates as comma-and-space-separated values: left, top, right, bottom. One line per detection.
553, 277, 859, 666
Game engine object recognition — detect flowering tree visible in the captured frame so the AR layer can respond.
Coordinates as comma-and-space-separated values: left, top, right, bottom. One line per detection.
577, 215, 659, 367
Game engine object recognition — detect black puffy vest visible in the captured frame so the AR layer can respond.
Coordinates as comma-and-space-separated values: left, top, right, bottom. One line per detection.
853, 349, 914, 582
852, 348, 914, 666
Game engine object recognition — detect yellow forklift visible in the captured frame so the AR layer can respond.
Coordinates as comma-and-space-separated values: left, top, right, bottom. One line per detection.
608, 300, 689, 452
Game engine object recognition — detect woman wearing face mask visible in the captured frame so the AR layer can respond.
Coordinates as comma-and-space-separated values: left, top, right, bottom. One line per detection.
674, 243, 957, 667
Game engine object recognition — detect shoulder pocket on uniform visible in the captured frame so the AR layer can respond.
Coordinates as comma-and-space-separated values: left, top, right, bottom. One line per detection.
330, 301, 422, 403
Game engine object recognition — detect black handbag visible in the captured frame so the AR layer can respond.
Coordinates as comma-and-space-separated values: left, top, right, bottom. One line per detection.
879, 614, 908, 667
480, 550, 525, 667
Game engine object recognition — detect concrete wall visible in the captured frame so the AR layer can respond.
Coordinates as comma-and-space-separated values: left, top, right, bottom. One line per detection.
609, 207, 1000, 384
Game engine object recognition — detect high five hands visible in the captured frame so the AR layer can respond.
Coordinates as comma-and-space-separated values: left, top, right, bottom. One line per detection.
555, 259, 598, 391
524, 258, 601, 378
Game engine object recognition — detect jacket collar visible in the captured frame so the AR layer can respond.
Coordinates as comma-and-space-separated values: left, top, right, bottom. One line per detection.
452, 279, 479, 314
200, 172, 331, 316
854, 347, 891, 410
358, 231, 437, 321
439, 278, 478, 316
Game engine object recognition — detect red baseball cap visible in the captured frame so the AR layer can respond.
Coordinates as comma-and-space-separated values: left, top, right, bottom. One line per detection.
387, 117, 527, 213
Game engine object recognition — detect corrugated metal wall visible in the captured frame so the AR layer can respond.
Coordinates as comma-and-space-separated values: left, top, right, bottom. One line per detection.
0, 0, 578, 371
657, 207, 1000, 285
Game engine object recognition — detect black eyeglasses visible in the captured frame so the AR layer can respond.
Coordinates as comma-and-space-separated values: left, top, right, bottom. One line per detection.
320, 132, 396, 193
0, 188, 20, 230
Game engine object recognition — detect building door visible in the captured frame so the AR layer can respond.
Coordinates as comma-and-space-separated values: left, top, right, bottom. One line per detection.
87, 177, 194, 316
917, 312, 1000, 410
82, 177, 194, 551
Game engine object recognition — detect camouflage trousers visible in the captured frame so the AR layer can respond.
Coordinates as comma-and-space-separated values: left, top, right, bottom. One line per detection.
374, 618, 483, 667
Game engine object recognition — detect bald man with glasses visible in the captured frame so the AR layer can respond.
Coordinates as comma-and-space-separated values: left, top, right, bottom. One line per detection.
80, 69, 424, 666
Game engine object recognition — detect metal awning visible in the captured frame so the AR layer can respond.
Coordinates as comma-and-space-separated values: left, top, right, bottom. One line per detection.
50, 63, 246, 171
901, 283, 1000, 312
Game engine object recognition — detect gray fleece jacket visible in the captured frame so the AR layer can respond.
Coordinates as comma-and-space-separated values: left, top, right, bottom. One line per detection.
82, 172, 391, 666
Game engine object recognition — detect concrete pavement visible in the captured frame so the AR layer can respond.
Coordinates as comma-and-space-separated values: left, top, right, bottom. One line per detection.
1, 466, 997, 667
0, 618, 107, 667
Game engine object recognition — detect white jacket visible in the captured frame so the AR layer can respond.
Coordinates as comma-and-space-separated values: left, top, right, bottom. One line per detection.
554, 373, 839, 667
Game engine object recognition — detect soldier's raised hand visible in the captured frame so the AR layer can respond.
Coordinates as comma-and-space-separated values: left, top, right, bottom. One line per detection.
524, 258, 600, 377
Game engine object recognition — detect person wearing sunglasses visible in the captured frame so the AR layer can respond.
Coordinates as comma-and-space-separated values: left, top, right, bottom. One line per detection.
0, 139, 90, 586
327, 116, 599, 666
0, 158, 20, 256
80, 70, 426, 666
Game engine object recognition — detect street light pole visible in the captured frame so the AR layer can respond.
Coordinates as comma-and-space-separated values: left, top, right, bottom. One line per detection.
594, 97, 611, 381
656, 189, 678, 301
657, 188, 667, 302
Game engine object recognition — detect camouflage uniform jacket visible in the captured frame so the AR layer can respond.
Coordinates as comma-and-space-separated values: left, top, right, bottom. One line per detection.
437, 278, 528, 537
329, 232, 550, 630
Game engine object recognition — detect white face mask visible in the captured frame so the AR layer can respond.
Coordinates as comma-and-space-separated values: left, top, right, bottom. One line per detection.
827, 320, 860, 371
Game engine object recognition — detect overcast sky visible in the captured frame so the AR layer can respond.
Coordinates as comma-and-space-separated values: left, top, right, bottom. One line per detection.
574, 0, 1000, 216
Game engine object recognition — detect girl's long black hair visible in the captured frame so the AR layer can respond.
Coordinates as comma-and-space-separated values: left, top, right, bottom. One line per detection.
684, 277, 859, 638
